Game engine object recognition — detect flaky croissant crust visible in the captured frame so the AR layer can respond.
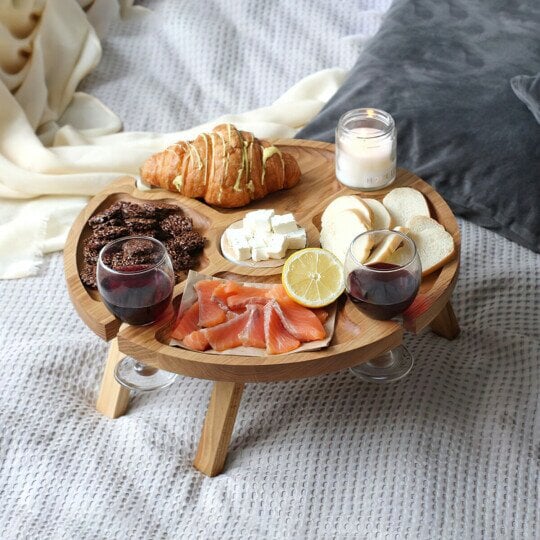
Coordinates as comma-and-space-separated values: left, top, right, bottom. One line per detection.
140, 124, 301, 208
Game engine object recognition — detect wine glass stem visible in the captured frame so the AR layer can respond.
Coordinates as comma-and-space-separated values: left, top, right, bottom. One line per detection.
133, 362, 158, 376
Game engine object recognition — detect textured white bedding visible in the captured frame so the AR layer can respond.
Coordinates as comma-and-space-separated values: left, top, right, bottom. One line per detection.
82, 0, 391, 131
1, 1, 539, 538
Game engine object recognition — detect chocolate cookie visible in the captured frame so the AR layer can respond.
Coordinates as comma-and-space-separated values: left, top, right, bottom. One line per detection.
83, 237, 109, 263
120, 202, 157, 219
122, 238, 155, 259
169, 251, 196, 272
79, 264, 97, 288
88, 202, 124, 228
109, 251, 154, 270
124, 217, 158, 232
146, 202, 180, 218
159, 215, 193, 236
167, 231, 205, 254
92, 225, 131, 242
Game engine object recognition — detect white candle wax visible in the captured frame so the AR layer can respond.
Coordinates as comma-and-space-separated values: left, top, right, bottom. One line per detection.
336, 127, 396, 189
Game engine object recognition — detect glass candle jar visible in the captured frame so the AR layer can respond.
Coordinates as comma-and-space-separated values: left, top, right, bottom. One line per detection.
335, 108, 397, 191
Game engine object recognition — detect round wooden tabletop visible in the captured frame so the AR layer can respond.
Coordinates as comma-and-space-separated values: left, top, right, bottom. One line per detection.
64, 139, 460, 383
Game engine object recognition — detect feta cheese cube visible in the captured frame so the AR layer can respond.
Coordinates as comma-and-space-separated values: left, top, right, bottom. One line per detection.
251, 246, 269, 262
226, 229, 251, 261
231, 243, 251, 261
264, 233, 288, 259
285, 228, 307, 250
249, 232, 271, 249
226, 227, 251, 245
271, 213, 297, 234
243, 209, 274, 234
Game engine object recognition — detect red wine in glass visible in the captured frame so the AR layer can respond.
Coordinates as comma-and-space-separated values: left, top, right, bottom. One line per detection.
97, 236, 177, 391
347, 262, 419, 320
100, 264, 173, 325
345, 230, 421, 384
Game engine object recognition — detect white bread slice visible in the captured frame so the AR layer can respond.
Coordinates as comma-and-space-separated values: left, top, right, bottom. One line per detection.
362, 198, 392, 229
367, 226, 410, 264
386, 246, 414, 267
349, 232, 373, 264
382, 187, 430, 227
321, 196, 372, 230
394, 225, 410, 235
320, 208, 370, 263
406, 215, 455, 276
407, 214, 444, 232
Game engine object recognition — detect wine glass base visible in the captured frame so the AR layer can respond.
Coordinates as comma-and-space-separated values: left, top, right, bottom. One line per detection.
349, 346, 413, 384
115, 357, 177, 392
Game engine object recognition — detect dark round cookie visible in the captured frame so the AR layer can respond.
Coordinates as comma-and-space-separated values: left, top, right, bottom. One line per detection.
112, 253, 155, 270
159, 215, 193, 236
124, 217, 158, 232
170, 231, 205, 254
122, 238, 155, 259
169, 251, 196, 272
108, 251, 131, 270
83, 236, 108, 263
92, 225, 131, 242
147, 202, 180, 218
120, 202, 156, 219
88, 216, 123, 229
83, 246, 99, 264
79, 264, 97, 288
132, 228, 158, 239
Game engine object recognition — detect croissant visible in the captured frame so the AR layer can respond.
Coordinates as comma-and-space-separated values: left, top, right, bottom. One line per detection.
140, 124, 301, 208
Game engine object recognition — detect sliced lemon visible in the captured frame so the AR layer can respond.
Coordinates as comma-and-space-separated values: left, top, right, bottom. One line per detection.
282, 248, 345, 308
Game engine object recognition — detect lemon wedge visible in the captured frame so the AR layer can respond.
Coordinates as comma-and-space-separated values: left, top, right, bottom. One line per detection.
282, 248, 345, 308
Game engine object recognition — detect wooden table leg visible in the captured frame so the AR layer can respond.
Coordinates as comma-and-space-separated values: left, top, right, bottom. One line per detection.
430, 300, 460, 340
194, 381, 244, 477
96, 338, 131, 418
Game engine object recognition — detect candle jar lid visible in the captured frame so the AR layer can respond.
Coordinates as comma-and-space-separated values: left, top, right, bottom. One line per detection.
335, 108, 397, 191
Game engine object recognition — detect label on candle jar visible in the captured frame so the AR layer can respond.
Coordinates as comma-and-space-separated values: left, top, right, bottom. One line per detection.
336, 127, 396, 190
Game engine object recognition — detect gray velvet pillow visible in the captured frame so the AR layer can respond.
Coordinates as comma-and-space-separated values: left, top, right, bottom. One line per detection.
297, 0, 540, 252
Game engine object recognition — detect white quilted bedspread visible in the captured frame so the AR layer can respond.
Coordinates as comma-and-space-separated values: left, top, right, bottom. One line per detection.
1, 0, 539, 538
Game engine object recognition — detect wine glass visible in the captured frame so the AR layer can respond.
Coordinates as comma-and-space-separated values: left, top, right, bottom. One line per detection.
344, 229, 421, 383
97, 236, 177, 391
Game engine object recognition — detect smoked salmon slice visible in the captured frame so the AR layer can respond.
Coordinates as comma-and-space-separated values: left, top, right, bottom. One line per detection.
204, 312, 250, 351
211, 280, 243, 305
171, 301, 200, 340
265, 284, 289, 301
264, 301, 300, 354
195, 280, 227, 328
274, 299, 326, 342
183, 330, 209, 351
213, 280, 269, 310
239, 304, 266, 349
226, 287, 269, 310
267, 284, 328, 323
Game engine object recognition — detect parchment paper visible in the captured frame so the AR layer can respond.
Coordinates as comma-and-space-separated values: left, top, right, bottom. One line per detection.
170, 270, 337, 356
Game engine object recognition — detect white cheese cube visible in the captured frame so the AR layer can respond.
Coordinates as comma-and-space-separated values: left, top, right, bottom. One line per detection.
251, 246, 269, 262
243, 209, 274, 234
226, 229, 251, 261
264, 234, 288, 259
226, 227, 251, 245
231, 243, 251, 261
271, 213, 298, 234
249, 232, 271, 249
285, 228, 307, 250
